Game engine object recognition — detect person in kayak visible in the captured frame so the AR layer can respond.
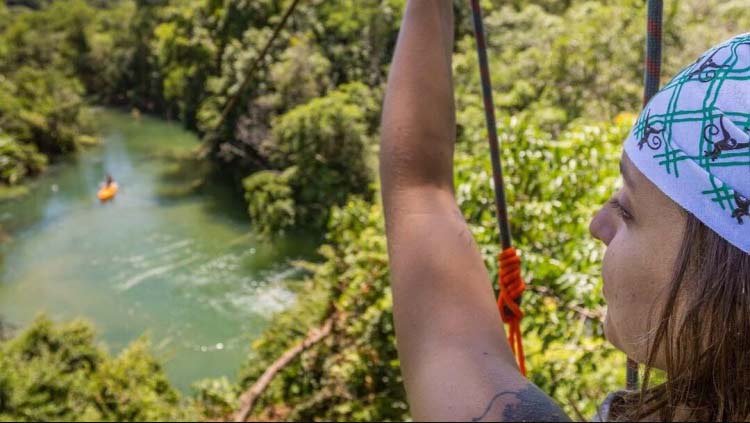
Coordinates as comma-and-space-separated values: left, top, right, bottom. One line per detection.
379, 1, 750, 421
98, 173, 118, 202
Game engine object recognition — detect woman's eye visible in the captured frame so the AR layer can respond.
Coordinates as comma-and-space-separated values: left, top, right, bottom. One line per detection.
609, 198, 633, 221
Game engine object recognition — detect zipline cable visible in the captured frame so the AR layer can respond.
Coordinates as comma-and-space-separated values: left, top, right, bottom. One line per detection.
469, 0, 512, 251
628, 0, 663, 392
644, 0, 664, 105
469, 0, 526, 375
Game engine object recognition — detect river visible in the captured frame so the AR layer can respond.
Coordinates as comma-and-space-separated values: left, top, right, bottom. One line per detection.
0, 109, 316, 391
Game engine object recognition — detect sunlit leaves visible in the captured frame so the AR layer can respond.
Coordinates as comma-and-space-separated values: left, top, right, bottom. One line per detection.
0, 315, 192, 421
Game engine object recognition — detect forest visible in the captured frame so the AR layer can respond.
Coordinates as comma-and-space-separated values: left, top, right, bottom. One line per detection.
1, 0, 749, 421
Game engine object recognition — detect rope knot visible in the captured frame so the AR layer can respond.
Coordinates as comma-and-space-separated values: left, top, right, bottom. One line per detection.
496, 247, 526, 375
497, 247, 525, 322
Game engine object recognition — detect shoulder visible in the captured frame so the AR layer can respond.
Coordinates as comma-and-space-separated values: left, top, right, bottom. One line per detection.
592, 390, 630, 422
472, 382, 572, 422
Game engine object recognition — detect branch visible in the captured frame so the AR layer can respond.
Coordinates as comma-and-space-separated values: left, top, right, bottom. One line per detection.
565, 393, 587, 422
526, 284, 605, 321
213, 0, 301, 132
232, 316, 335, 422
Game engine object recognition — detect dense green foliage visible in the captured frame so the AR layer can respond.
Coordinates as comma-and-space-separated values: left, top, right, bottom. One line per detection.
3, 0, 750, 421
0, 315, 191, 421
238, 197, 404, 421
0, 0, 394, 232
0, 1, 104, 186
110, 0, 396, 233
242, 82, 377, 236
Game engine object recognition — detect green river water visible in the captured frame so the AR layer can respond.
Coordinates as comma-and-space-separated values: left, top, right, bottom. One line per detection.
0, 110, 316, 391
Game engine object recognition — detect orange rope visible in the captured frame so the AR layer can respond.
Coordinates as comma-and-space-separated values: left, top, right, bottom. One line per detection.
497, 247, 526, 376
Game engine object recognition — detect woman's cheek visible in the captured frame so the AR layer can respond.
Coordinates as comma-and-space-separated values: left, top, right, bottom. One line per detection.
601, 240, 624, 349
609, 233, 674, 364
601, 231, 651, 360
601, 226, 630, 306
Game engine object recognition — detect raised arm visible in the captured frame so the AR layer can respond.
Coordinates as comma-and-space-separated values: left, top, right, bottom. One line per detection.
379, 1, 570, 421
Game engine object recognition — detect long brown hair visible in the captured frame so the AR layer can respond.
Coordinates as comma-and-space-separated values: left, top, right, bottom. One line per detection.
612, 212, 750, 421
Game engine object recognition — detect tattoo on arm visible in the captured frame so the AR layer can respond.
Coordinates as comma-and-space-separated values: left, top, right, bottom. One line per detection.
472, 384, 571, 422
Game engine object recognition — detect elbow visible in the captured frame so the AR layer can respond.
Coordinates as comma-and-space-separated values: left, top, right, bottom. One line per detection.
379, 126, 454, 197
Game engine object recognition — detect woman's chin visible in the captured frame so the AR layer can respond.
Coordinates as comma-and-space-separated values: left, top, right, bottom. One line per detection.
603, 311, 621, 350
604, 313, 654, 367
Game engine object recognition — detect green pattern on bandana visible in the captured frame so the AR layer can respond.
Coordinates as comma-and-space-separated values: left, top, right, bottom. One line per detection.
631, 34, 750, 213
623, 34, 750, 252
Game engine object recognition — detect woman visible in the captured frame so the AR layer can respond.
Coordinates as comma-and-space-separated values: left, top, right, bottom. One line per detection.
379, 1, 750, 421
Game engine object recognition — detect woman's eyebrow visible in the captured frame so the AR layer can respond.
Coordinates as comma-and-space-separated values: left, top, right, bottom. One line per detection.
620, 159, 637, 191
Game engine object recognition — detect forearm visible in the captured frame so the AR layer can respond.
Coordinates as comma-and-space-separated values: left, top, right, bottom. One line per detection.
380, 0, 456, 202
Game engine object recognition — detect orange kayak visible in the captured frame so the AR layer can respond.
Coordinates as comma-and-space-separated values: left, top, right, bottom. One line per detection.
97, 182, 118, 201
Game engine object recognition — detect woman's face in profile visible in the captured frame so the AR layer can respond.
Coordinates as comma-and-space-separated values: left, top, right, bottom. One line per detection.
589, 151, 687, 368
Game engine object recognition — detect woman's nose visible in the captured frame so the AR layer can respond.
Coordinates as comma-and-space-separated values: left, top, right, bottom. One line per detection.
589, 206, 614, 246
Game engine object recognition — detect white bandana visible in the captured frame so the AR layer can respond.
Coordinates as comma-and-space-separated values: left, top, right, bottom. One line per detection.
624, 33, 750, 254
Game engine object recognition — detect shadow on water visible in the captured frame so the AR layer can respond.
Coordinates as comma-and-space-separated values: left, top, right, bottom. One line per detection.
154, 152, 249, 225
152, 138, 324, 257
0, 109, 319, 391
152, 146, 323, 266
